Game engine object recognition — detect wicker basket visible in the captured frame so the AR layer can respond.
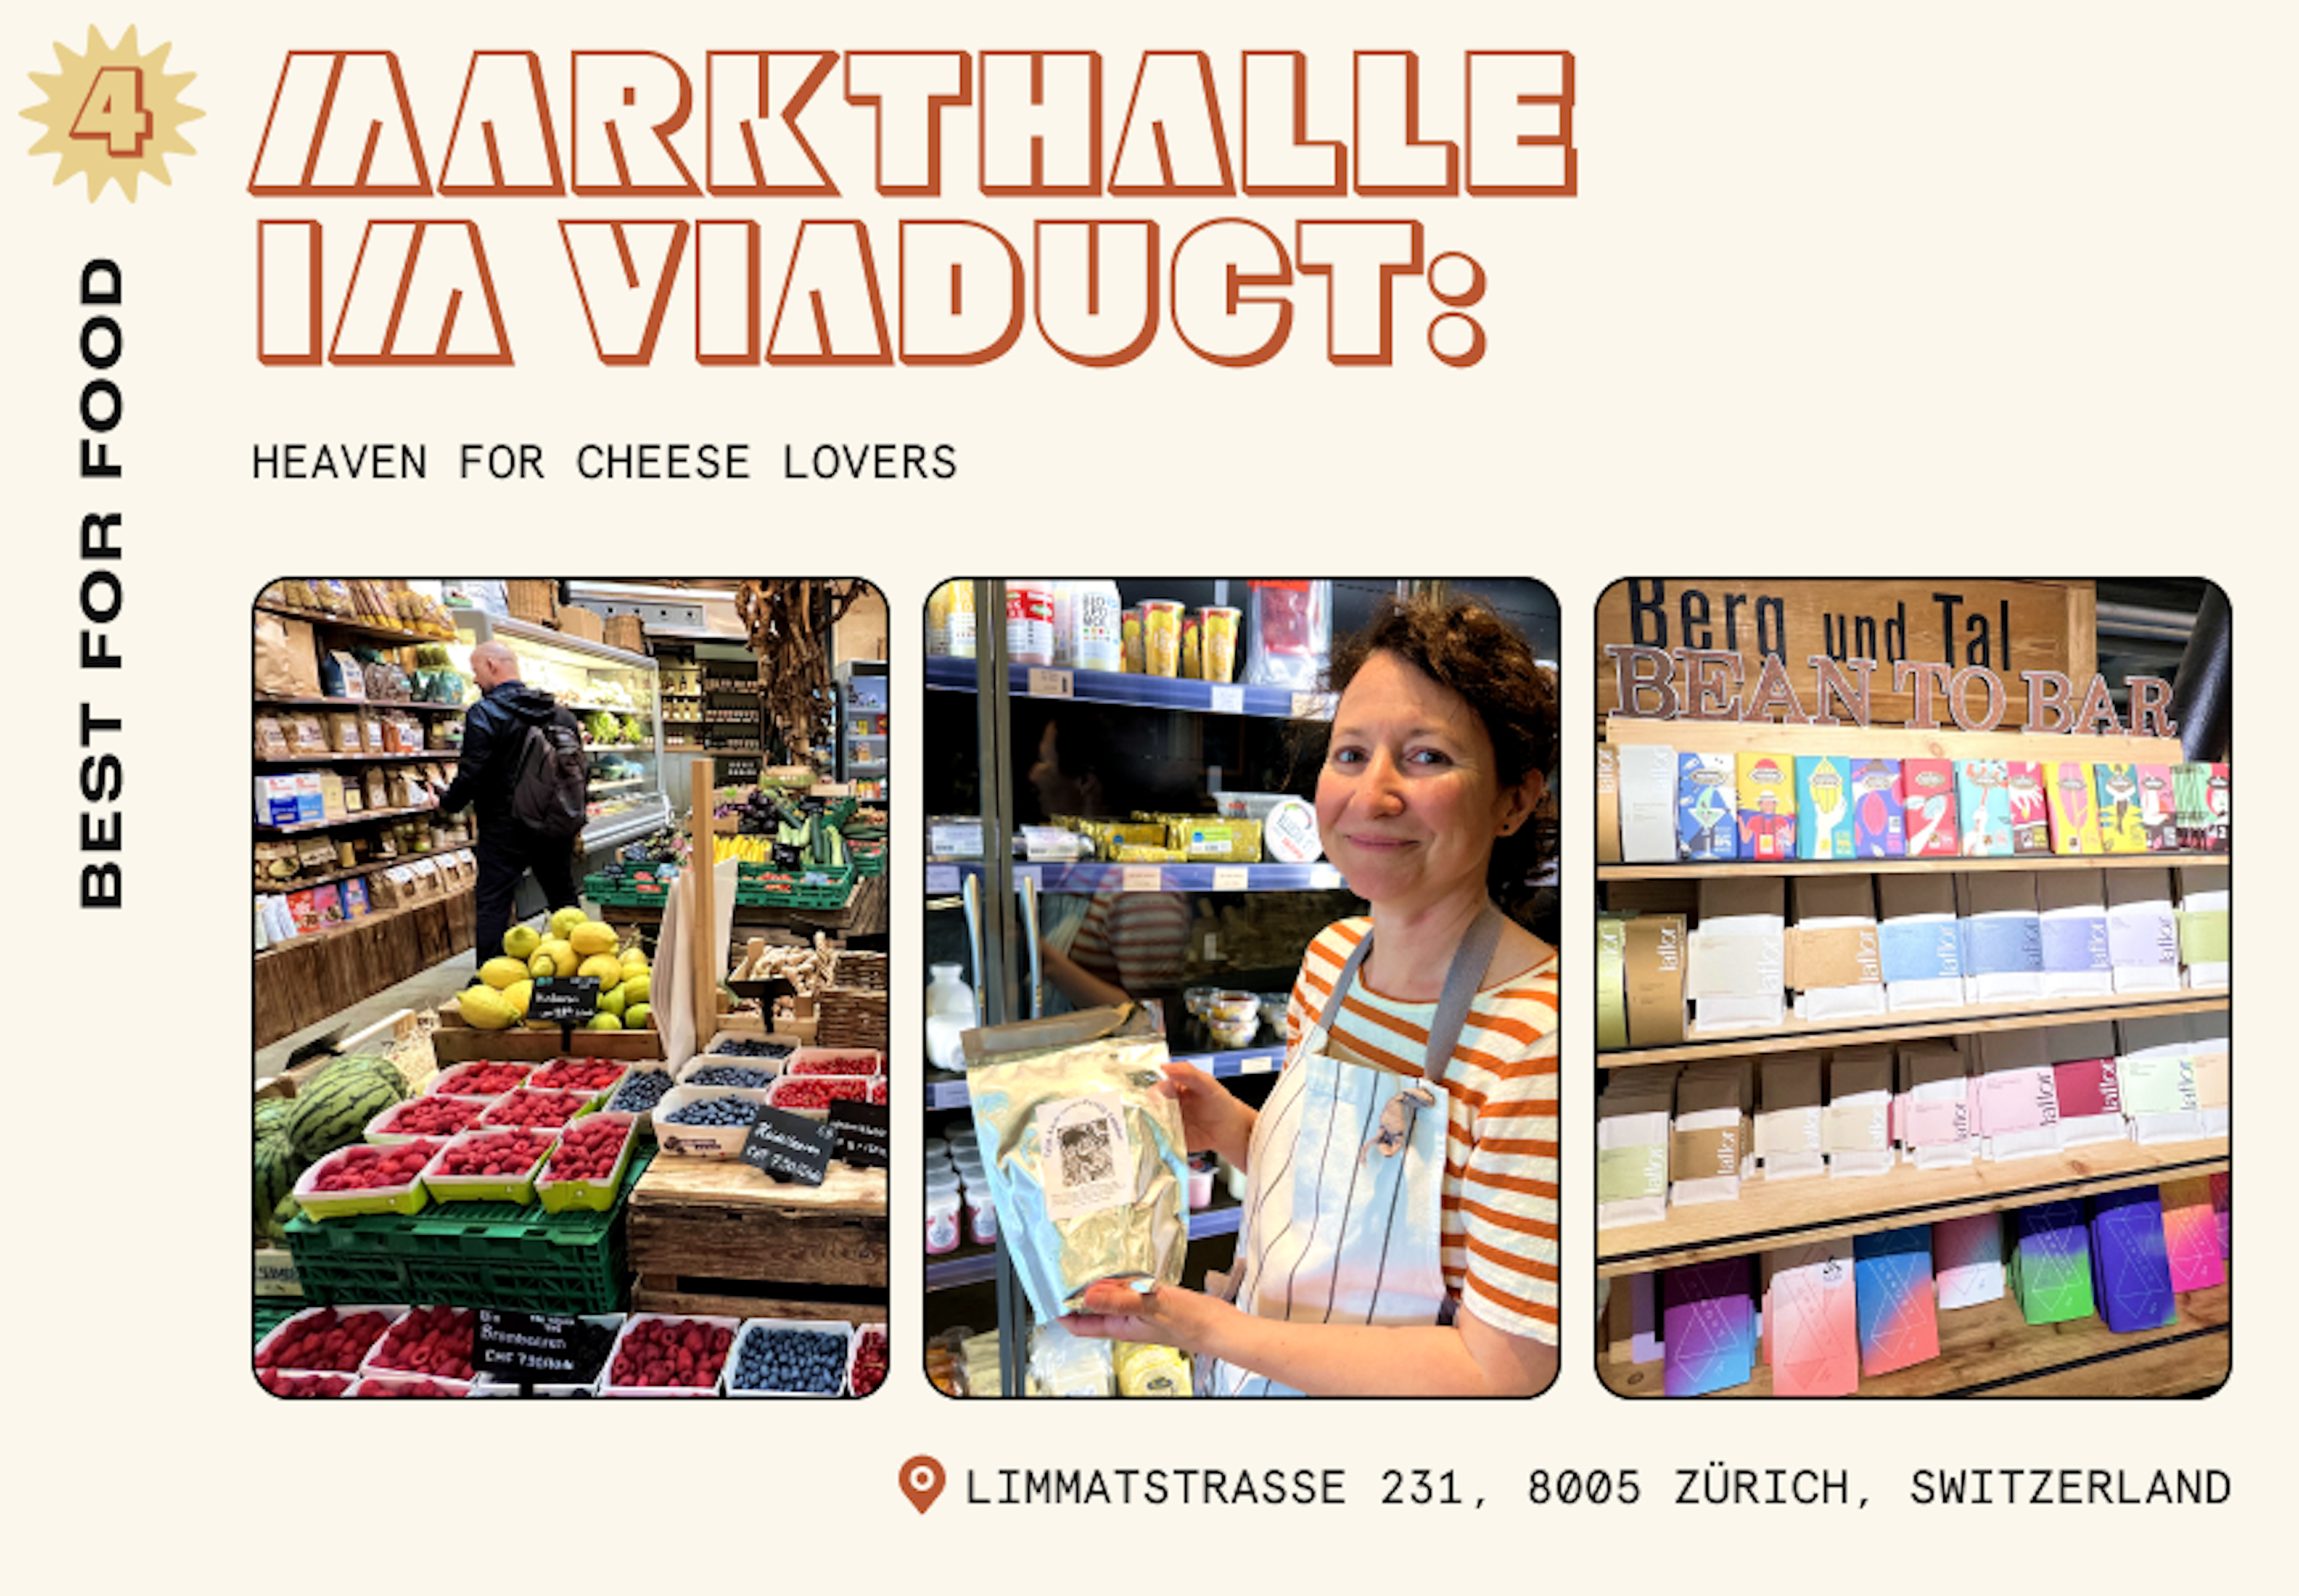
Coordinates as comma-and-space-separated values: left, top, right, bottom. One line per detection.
603, 613, 646, 654
557, 605, 604, 643
506, 580, 557, 626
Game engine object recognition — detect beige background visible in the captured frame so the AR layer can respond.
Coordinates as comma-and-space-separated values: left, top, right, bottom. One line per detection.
7, 1, 2292, 1586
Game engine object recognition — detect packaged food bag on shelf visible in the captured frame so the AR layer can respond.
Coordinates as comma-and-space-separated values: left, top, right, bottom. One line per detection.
1824, 1047, 1894, 1177
2136, 764, 2177, 851
2176, 863, 2228, 989
1595, 915, 1629, 1051
1669, 1061, 1751, 1207
1897, 1040, 1976, 1170
2043, 1022, 2127, 1149
255, 611, 323, 697
1933, 1213, 2006, 1310
1849, 757, 1905, 857
1675, 753, 1739, 861
1622, 914, 1688, 1046
1615, 744, 1677, 864
1853, 1225, 1941, 1377
2094, 763, 2149, 853
1877, 875, 1964, 1011
1760, 1239, 1857, 1397
2115, 1015, 2206, 1145
1662, 1257, 1755, 1397
2009, 1199, 2094, 1325
1786, 873, 1883, 1021
2157, 1176, 2227, 1294
963, 1004, 1188, 1325
1900, 758, 1959, 857
1972, 1030, 2060, 1163
2045, 760, 2103, 855
2103, 866, 2180, 994
2035, 869, 2113, 997
1734, 753, 1797, 861
2088, 1186, 2177, 1333
1754, 1055, 1824, 1181
2004, 762, 2052, 854
1596, 1070, 1673, 1230
1794, 755, 1857, 860
2191, 1015, 2228, 1137
1688, 876, 1784, 1034
1955, 870, 2044, 1005
1242, 579, 1329, 690
1595, 745, 1622, 863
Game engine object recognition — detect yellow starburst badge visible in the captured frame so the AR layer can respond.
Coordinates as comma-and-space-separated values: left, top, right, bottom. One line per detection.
22, 25, 202, 201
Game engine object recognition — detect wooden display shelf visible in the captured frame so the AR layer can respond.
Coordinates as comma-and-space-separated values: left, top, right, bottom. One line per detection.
628, 1151, 888, 1322
427, 1005, 665, 1064
255, 751, 459, 766
1599, 1274, 2229, 1398
253, 844, 462, 893
1596, 1136, 2227, 1276
254, 889, 475, 1048
255, 603, 451, 648
255, 693, 465, 713
1600, 852, 2226, 881
256, 802, 451, 836
1602, 991, 2227, 1066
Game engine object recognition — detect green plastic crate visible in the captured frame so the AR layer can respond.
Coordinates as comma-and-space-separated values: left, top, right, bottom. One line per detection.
284, 1146, 654, 1315
254, 1301, 301, 1342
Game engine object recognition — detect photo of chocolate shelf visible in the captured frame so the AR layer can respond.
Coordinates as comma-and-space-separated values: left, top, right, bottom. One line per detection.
1591, 578, 2230, 1400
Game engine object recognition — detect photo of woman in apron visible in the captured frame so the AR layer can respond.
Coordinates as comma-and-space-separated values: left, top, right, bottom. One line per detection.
1065, 596, 1561, 1396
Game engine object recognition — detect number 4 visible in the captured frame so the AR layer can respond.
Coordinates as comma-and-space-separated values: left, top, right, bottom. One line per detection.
72, 67, 151, 157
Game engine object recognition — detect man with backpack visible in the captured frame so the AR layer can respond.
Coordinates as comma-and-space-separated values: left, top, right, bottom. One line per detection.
436, 639, 590, 968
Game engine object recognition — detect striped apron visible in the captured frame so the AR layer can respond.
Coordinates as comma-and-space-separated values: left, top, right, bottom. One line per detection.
1197, 905, 1503, 1397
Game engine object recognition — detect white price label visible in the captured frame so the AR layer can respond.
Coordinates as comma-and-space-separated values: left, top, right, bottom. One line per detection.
1212, 866, 1250, 891
1238, 1055, 1280, 1076
926, 866, 959, 894
1015, 864, 1043, 890
1309, 864, 1343, 889
1121, 866, 1163, 891
1209, 685, 1244, 714
1027, 667, 1073, 699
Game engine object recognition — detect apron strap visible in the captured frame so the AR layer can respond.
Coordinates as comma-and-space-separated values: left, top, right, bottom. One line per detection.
1312, 902, 1506, 1091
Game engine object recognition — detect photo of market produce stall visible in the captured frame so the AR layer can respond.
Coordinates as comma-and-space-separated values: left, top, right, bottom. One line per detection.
922, 579, 1560, 1397
254, 579, 889, 1396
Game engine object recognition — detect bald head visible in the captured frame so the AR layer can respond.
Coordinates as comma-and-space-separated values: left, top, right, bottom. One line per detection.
471, 640, 520, 690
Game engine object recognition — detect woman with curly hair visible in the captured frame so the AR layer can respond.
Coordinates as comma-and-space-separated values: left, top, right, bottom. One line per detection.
1067, 596, 1561, 1395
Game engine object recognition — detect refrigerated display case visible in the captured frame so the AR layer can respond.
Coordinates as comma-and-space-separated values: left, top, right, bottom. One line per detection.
919, 578, 1559, 1395
450, 609, 671, 855
839, 660, 888, 799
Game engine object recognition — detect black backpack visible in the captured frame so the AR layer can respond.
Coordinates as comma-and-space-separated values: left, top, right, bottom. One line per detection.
510, 713, 588, 838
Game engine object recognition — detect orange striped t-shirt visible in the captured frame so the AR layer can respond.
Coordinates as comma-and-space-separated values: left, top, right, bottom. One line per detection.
1284, 917, 1560, 1345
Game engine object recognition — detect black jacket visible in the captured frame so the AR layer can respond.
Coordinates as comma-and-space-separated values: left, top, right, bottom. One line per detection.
437, 679, 580, 834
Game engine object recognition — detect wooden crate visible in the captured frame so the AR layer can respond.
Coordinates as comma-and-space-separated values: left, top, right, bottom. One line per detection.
429, 1005, 668, 1064
254, 890, 474, 1048
627, 1154, 887, 1323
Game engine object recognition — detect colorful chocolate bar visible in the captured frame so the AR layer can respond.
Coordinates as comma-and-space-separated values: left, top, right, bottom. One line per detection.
1675, 753, 1739, 861
2045, 759, 2101, 855
1848, 757, 1904, 858
1794, 755, 1856, 860
2003, 761, 2051, 854
2136, 764, 2176, 852
1853, 1226, 1940, 1377
1954, 759, 2013, 857
1900, 758, 1959, 858
1735, 753, 1797, 863
2094, 763, 2148, 854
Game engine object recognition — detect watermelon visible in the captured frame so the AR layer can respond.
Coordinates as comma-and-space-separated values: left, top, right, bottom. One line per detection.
286, 1063, 407, 1161
254, 1131, 305, 1228
266, 1193, 302, 1242
254, 1097, 293, 1137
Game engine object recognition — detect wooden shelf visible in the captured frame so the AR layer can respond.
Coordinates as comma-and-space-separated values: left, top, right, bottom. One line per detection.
1601, 852, 2225, 881
254, 752, 457, 766
255, 605, 451, 648
1603, 991, 2228, 1066
1602, 712, 2181, 766
254, 882, 472, 960
254, 694, 465, 713
1596, 1135, 2227, 1275
1600, 1273, 2229, 1398
253, 844, 464, 893
254, 802, 453, 836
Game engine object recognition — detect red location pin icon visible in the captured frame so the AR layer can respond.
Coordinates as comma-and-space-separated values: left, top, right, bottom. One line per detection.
900, 1455, 947, 1515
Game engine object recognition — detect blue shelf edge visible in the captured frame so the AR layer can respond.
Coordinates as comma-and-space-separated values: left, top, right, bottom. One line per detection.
923, 860, 1349, 896
924, 654, 1330, 721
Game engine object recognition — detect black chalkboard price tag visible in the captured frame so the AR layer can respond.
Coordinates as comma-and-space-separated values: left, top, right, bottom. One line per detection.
827, 1100, 889, 1169
529, 976, 600, 1027
475, 1310, 585, 1380
740, 1108, 836, 1186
